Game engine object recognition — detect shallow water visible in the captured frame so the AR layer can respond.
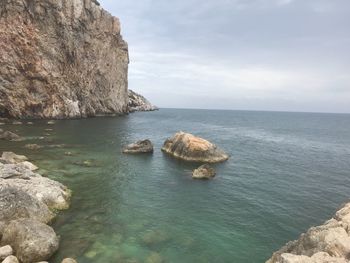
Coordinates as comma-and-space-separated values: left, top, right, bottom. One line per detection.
1, 109, 350, 263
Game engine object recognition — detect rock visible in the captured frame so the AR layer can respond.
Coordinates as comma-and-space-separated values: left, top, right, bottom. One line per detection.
12, 121, 22, 125
20, 161, 39, 171
145, 252, 164, 263
128, 90, 158, 113
162, 132, 229, 163
1, 256, 19, 263
0, 131, 22, 141
0, 245, 13, 260
122, 140, 154, 154
266, 202, 350, 263
0, 0, 129, 119
24, 144, 42, 150
192, 164, 216, 179
1, 219, 59, 263
0, 186, 54, 234
1, 152, 28, 164
61, 258, 78, 263
27, 122, 33, 125
47, 121, 55, 125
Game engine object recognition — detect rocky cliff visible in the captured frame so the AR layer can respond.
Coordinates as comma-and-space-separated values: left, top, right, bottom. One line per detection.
266, 202, 350, 263
0, 0, 129, 119
128, 90, 158, 113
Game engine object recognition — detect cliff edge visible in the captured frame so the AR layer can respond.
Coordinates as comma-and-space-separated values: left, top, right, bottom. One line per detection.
0, 0, 129, 119
266, 201, 350, 263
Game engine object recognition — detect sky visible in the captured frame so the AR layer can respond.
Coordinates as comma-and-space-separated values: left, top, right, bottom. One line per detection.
99, 0, 350, 113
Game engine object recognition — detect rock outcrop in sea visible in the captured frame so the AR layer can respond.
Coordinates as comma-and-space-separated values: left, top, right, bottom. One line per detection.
128, 90, 158, 112
0, 0, 129, 119
266, 201, 350, 263
162, 132, 229, 163
122, 139, 154, 154
192, 164, 216, 179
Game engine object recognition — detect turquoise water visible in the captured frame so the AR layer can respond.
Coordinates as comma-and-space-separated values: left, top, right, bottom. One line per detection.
1, 109, 350, 263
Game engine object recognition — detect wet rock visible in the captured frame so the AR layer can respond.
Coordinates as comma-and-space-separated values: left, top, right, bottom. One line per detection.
128, 90, 158, 113
47, 121, 55, 125
162, 132, 229, 163
64, 151, 74, 156
1, 219, 59, 263
145, 252, 164, 263
0, 245, 13, 260
24, 144, 42, 150
61, 258, 78, 263
0, 186, 54, 234
1, 255, 19, 263
1, 152, 28, 164
27, 122, 33, 125
0, 130, 22, 141
122, 139, 154, 154
12, 121, 22, 125
192, 164, 216, 179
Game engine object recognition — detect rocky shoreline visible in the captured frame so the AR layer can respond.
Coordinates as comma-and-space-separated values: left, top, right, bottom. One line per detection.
266, 202, 350, 263
0, 151, 74, 263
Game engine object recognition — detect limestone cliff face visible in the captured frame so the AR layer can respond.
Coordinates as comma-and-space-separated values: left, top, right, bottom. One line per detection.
266, 202, 350, 263
0, 0, 129, 119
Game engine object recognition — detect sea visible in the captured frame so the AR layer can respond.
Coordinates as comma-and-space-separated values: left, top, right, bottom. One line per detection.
1, 109, 350, 263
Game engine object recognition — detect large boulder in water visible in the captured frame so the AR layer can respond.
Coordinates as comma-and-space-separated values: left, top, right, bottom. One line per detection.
192, 164, 216, 179
1, 219, 59, 263
0, 186, 54, 235
122, 139, 154, 154
162, 132, 229, 163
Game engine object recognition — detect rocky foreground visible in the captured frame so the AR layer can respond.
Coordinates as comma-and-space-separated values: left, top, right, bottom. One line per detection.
0, 0, 129, 119
266, 202, 350, 263
0, 152, 73, 263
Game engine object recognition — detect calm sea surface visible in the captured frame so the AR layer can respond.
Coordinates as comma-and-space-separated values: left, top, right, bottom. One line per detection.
1, 109, 350, 263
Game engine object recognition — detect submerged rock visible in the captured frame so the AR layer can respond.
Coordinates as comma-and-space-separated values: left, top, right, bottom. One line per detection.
162, 132, 229, 163
24, 144, 42, 150
266, 202, 350, 263
145, 252, 164, 263
122, 139, 154, 154
192, 164, 216, 179
0, 130, 22, 141
1, 219, 59, 263
128, 90, 158, 113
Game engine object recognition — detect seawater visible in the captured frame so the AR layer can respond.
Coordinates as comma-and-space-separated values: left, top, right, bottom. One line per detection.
1, 109, 350, 263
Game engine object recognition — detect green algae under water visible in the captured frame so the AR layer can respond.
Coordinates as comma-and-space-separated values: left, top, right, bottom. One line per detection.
1, 109, 350, 263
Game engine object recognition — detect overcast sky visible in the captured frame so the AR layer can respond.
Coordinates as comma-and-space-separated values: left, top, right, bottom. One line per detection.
99, 0, 350, 113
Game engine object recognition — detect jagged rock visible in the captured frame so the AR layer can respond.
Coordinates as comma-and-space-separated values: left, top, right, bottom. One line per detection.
0, 186, 54, 235
192, 164, 216, 179
1, 219, 59, 263
0, 0, 129, 119
0, 245, 13, 260
0, 130, 21, 141
61, 258, 78, 263
122, 139, 154, 154
1, 255, 19, 263
0, 152, 28, 164
128, 90, 158, 112
20, 161, 39, 171
24, 144, 42, 150
162, 132, 229, 163
266, 202, 350, 263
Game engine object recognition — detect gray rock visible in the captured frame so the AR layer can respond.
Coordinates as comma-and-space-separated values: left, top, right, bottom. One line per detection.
123, 139, 154, 154
128, 90, 158, 113
1, 255, 19, 263
0, 0, 129, 119
61, 258, 78, 263
0, 131, 21, 141
162, 132, 229, 163
0, 245, 13, 260
12, 121, 22, 125
0, 186, 54, 235
1, 219, 59, 263
266, 202, 350, 263
1, 152, 28, 164
24, 144, 42, 150
192, 164, 216, 179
